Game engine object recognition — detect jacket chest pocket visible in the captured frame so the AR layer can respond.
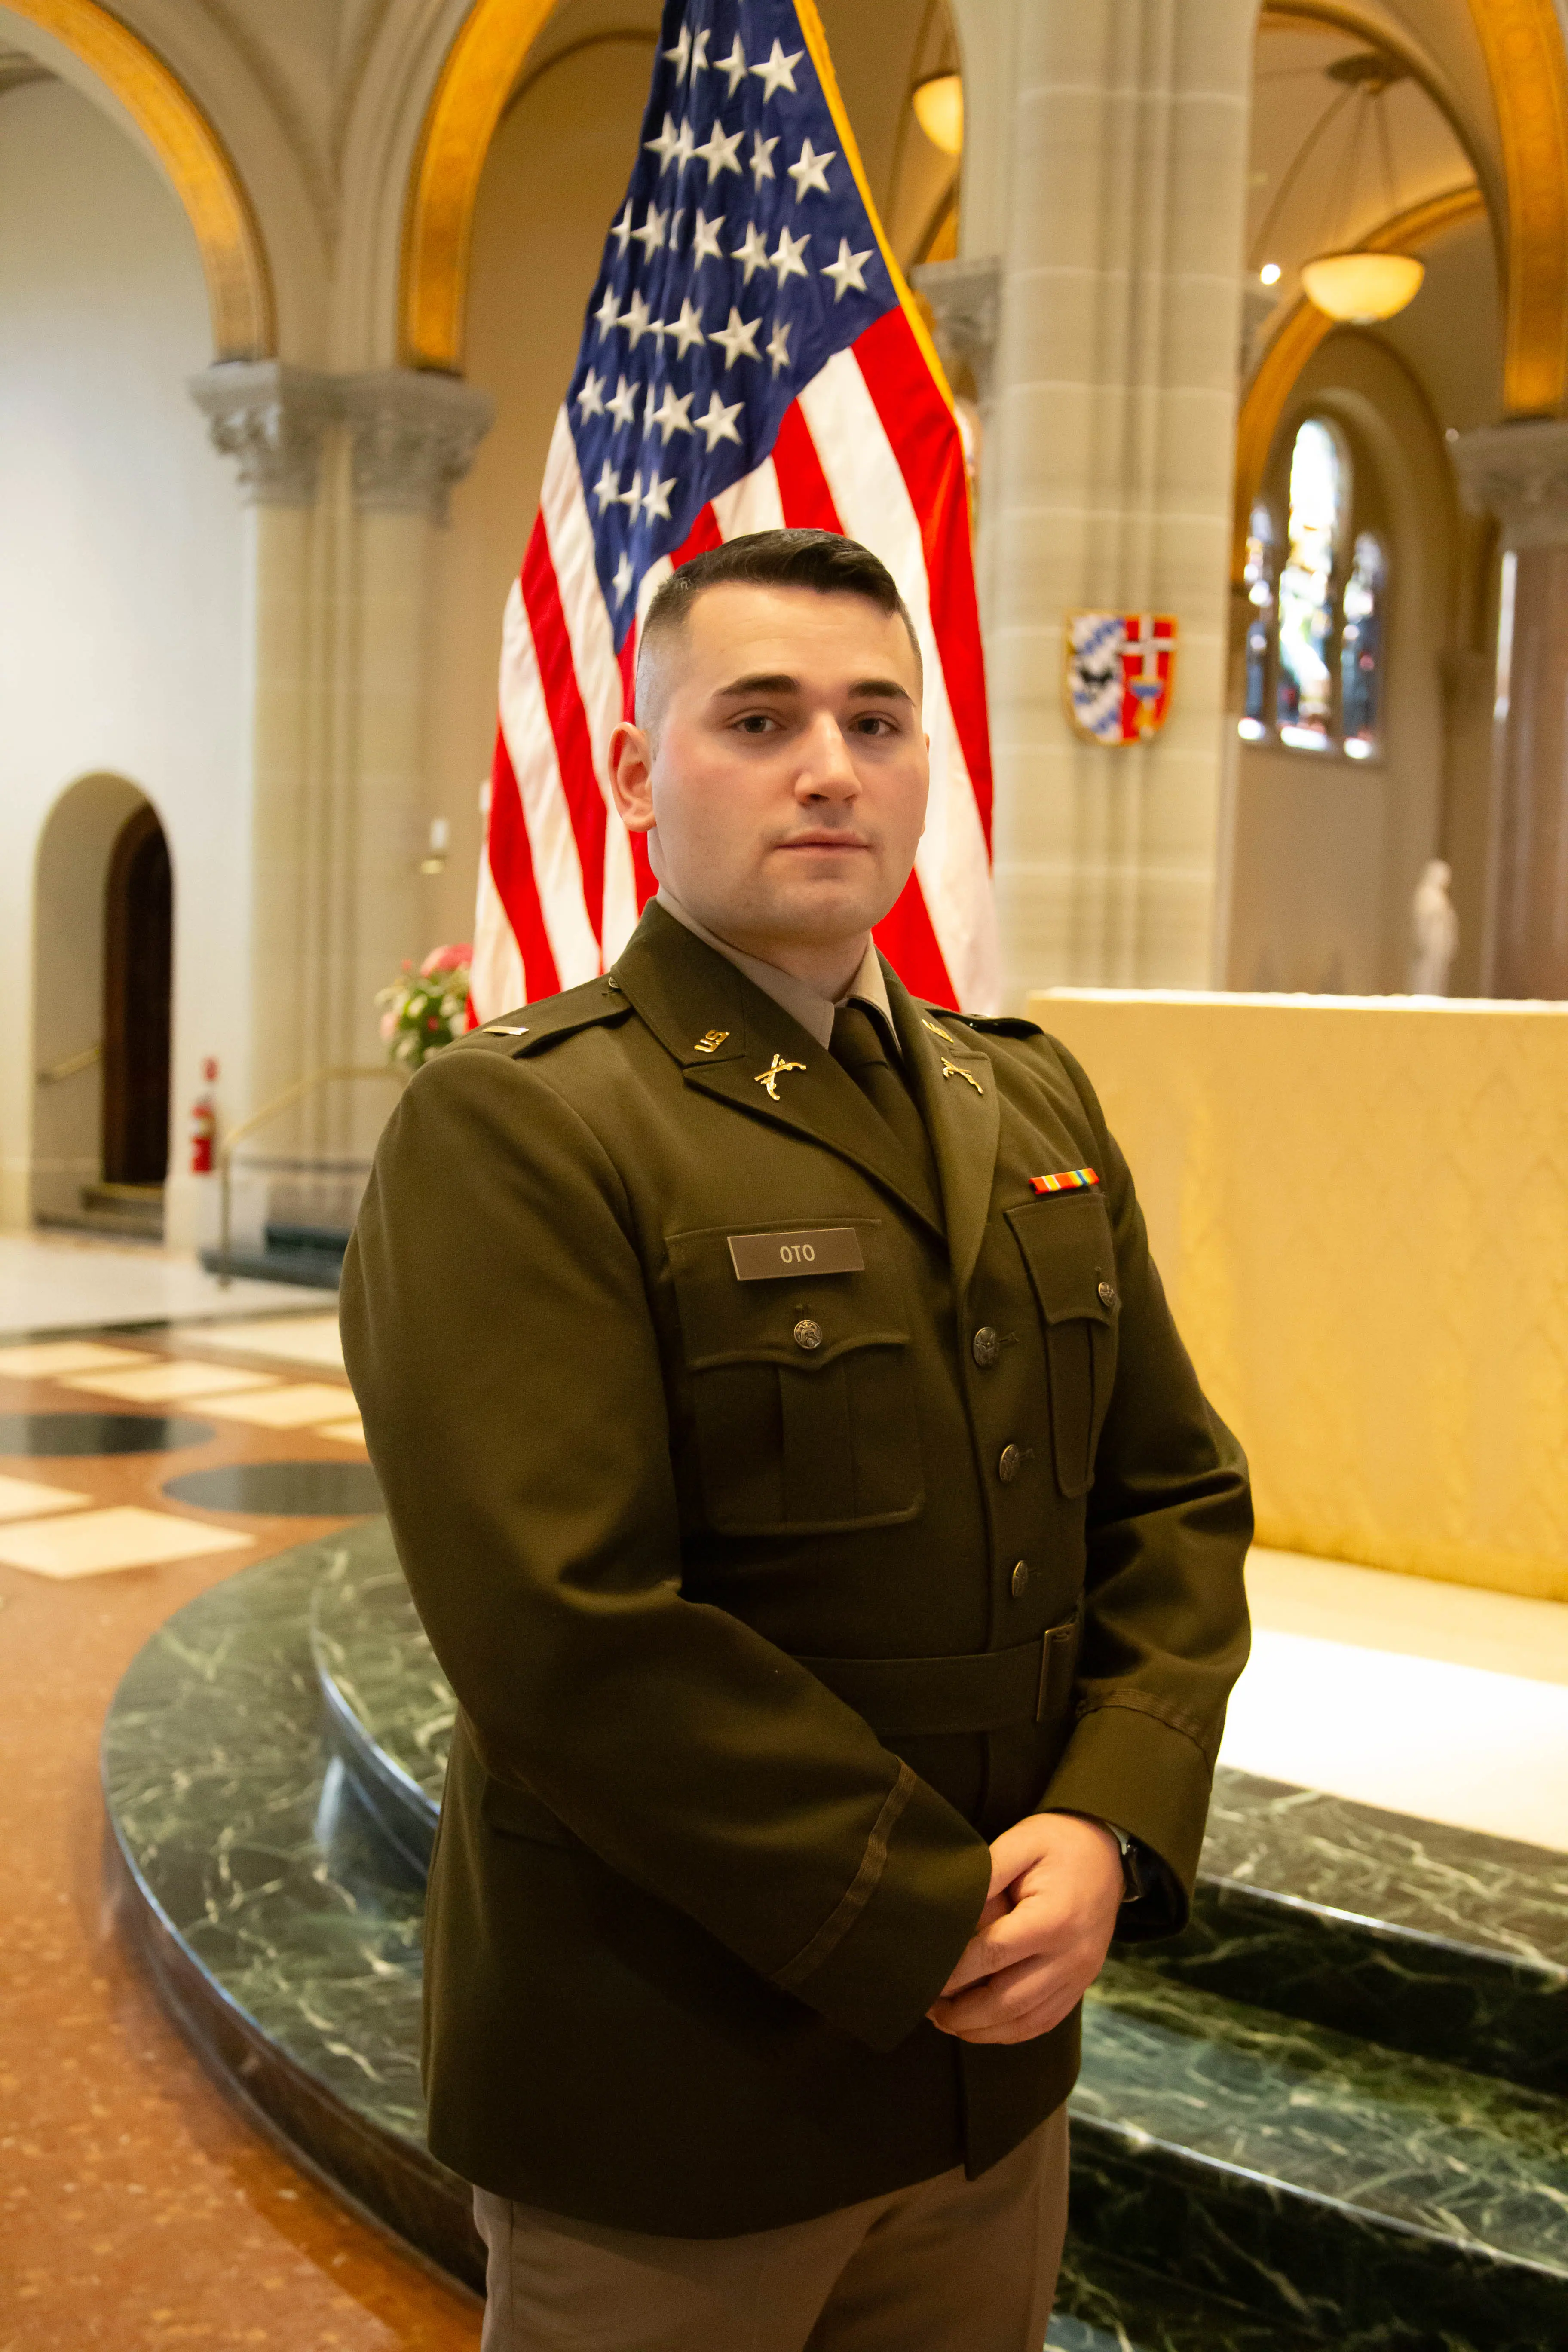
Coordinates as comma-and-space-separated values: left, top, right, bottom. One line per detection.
1006, 1192, 1119, 1497
666, 1218, 923, 1536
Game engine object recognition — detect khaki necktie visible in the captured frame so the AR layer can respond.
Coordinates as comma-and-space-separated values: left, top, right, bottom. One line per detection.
829, 1002, 943, 1225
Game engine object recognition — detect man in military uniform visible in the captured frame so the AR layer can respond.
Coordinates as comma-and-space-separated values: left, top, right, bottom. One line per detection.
341, 529, 1251, 2349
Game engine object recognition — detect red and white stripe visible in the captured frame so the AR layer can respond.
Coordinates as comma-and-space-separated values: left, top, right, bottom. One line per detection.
472, 306, 1000, 1018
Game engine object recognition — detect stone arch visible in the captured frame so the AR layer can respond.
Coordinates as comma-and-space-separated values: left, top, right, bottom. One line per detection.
0, 0, 273, 358
399, 0, 560, 373
1464, 0, 1568, 415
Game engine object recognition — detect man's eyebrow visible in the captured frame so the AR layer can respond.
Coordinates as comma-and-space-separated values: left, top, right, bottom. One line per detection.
709, 673, 914, 705
713, 672, 799, 699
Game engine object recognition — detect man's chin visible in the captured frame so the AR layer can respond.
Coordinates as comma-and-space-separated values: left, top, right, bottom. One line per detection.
748, 878, 898, 945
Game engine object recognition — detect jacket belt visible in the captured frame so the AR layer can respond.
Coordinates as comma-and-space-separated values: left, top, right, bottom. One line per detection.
795, 1614, 1081, 1738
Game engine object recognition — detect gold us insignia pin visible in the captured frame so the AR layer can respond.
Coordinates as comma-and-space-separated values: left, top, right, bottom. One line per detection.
693, 1029, 730, 1054
754, 1054, 807, 1101
940, 1057, 985, 1095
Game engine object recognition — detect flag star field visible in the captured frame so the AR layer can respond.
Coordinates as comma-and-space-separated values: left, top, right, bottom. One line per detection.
568, 3, 885, 637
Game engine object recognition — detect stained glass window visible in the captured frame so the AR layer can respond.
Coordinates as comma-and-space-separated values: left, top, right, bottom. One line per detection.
1340, 531, 1385, 759
1276, 419, 1345, 750
1240, 502, 1277, 741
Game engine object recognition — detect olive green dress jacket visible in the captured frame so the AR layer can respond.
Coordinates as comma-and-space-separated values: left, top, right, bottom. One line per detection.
340, 902, 1251, 2236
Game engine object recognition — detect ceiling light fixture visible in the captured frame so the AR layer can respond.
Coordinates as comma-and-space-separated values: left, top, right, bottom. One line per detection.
1246, 49, 1426, 328
1301, 52, 1424, 325
912, 72, 963, 158
1300, 250, 1424, 322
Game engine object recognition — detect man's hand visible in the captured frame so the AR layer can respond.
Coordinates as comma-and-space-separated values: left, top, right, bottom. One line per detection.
927, 1811, 1124, 2046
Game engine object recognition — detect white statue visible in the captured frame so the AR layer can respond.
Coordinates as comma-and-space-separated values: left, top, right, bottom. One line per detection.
1409, 859, 1458, 995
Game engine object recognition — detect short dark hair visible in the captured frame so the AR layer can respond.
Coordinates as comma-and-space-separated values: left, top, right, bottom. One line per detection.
636, 528, 922, 714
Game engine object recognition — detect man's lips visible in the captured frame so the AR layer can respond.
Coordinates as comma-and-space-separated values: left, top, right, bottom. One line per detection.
772, 833, 874, 852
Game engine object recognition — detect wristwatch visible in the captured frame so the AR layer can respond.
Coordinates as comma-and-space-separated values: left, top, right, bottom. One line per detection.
1101, 1819, 1148, 1906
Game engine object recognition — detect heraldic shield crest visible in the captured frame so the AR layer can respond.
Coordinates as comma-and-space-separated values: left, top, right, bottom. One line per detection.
1066, 612, 1179, 745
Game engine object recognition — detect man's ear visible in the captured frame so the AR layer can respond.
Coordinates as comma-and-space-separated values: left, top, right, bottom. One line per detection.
609, 720, 656, 834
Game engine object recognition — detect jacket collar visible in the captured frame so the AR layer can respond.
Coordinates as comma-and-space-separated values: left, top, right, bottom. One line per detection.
613, 903, 963, 1240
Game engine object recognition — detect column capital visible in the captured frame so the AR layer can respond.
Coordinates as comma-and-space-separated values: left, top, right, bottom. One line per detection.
1450, 419, 1568, 548
910, 256, 1000, 403
339, 370, 495, 522
189, 361, 338, 506
192, 364, 494, 518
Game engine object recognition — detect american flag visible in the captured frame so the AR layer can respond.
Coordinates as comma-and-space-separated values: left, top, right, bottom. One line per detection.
470, 0, 1000, 1019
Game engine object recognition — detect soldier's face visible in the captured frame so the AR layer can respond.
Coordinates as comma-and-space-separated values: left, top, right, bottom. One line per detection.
612, 583, 929, 956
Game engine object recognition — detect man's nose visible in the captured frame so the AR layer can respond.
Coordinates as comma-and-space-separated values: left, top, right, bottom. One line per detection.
795, 711, 860, 798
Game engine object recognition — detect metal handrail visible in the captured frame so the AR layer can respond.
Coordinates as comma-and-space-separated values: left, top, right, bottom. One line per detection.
217, 1063, 406, 1277
37, 1043, 101, 1085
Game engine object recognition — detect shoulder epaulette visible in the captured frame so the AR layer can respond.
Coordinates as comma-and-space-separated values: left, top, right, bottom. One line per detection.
459, 976, 633, 1059
930, 1005, 1046, 1041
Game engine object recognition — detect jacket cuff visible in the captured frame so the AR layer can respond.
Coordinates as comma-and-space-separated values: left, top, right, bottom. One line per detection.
772, 1773, 992, 2052
1035, 1698, 1216, 1932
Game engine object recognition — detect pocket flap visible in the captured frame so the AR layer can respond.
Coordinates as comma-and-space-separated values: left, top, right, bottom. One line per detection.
1006, 1192, 1118, 1324
667, 1217, 909, 1371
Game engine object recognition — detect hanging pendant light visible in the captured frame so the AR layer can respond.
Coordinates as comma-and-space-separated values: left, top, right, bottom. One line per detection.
1300, 251, 1425, 322
912, 72, 963, 158
1303, 55, 1423, 323
1250, 50, 1426, 328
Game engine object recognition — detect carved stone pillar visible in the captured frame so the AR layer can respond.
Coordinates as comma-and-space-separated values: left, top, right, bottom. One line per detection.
190, 363, 493, 518
189, 364, 493, 1171
1452, 420, 1568, 998
187, 362, 338, 505
956, 0, 1256, 994
339, 370, 493, 519
911, 256, 1000, 410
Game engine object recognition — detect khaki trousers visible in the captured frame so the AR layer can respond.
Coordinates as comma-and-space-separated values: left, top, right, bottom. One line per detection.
471, 2103, 1069, 2352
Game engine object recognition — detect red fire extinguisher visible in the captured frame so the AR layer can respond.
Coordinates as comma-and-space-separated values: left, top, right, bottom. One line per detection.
191, 1058, 219, 1175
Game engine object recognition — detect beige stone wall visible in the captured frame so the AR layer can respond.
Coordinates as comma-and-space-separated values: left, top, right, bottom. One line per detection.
1031, 989, 1568, 1602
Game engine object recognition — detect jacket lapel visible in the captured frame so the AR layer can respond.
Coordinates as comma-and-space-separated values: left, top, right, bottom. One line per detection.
612, 906, 946, 1237
885, 968, 1000, 1302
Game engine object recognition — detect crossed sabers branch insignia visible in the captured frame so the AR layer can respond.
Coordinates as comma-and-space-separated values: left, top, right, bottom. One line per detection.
754, 1054, 808, 1101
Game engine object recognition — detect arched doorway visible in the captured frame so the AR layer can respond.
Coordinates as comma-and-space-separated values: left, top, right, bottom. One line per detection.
101, 802, 173, 1193
31, 776, 172, 1237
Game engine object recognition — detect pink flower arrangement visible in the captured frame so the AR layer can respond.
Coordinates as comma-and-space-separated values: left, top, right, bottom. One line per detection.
375, 945, 473, 1069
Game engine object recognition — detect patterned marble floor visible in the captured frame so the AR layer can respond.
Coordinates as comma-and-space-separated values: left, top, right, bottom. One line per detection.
0, 1308, 481, 2350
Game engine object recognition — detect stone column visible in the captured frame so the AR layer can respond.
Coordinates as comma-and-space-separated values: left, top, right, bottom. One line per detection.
1451, 420, 1568, 998
190, 362, 490, 1180
950, 0, 1255, 995
339, 370, 492, 1145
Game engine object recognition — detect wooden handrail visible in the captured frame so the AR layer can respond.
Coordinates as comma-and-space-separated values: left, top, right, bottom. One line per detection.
37, 1043, 101, 1085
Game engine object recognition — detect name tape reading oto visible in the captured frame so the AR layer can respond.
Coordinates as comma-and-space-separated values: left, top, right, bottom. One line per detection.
727, 1228, 867, 1282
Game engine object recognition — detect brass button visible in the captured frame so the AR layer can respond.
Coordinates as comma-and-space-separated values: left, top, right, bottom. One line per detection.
972, 1325, 1001, 1369
1011, 1559, 1031, 1600
998, 1442, 1023, 1484
793, 1318, 823, 1351
1098, 1280, 1117, 1308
